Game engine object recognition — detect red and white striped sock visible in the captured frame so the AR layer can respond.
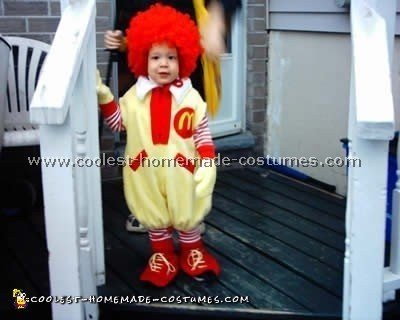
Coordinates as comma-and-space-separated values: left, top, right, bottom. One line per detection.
177, 225, 202, 244
148, 228, 173, 242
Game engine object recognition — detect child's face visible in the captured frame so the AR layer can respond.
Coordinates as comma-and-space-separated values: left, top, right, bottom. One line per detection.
148, 43, 179, 85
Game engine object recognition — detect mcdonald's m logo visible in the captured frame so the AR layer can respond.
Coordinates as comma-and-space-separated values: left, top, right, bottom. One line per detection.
174, 107, 195, 139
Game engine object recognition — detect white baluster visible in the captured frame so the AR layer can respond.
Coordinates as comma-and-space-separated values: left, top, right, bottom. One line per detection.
85, 20, 105, 286
384, 142, 400, 302
70, 53, 98, 320
390, 161, 400, 272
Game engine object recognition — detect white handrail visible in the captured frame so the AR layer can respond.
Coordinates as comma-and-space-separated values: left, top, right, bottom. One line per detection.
30, 0, 95, 125
351, 1, 394, 139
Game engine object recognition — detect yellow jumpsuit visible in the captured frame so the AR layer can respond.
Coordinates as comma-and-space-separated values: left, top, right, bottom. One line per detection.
119, 82, 213, 231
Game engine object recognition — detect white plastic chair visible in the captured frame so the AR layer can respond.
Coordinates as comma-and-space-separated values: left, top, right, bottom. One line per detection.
0, 37, 50, 210
0, 36, 11, 152
2, 36, 50, 147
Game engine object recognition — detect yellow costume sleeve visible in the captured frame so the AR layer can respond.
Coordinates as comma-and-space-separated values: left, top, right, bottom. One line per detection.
96, 70, 114, 104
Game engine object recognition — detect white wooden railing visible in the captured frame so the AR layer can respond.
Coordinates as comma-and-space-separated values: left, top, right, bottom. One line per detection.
29, 0, 104, 319
343, 0, 397, 319
26, 0, 400, 319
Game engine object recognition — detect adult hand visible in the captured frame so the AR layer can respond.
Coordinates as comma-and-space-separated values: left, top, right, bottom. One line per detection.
201, 1, 226, 61
104, 30, 126, 52
201, 24, 225, 61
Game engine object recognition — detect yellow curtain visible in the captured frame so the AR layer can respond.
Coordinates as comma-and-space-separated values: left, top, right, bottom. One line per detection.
192, 0, 222, 117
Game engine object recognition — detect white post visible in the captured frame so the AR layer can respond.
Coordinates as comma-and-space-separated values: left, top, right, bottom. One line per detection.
343, 0, 396, 319
30, 0, 102, 318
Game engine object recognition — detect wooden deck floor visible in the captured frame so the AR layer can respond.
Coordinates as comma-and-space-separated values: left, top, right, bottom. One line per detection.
1, 167, 399, 319
100, 168, 345, 319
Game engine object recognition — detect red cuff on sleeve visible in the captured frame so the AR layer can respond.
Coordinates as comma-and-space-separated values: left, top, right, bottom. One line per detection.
197, 145, 216, 159
99, 100, 118, 118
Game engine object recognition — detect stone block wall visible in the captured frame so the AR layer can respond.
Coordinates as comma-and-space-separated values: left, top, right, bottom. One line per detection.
246, 0, 267, 155
0, 0, 113, 76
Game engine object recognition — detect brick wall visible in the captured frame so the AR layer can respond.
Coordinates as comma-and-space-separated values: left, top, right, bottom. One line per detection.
246, 0, 267, 155
0, 0, 269, 155
0, 0, 113, 76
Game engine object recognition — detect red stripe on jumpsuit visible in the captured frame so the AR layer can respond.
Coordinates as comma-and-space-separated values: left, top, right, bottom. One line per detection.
129, 150, 148, 171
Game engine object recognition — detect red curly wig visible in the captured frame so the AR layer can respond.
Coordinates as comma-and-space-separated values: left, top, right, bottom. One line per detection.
126, 4, 203, 79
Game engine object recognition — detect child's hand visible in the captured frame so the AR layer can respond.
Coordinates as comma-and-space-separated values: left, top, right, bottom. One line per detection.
96, 70, 114, 104
194, 159, 217, 198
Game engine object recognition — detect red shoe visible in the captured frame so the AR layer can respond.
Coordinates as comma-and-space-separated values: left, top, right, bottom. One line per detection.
180, 240, 221, 279
140, 238, 179, 287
